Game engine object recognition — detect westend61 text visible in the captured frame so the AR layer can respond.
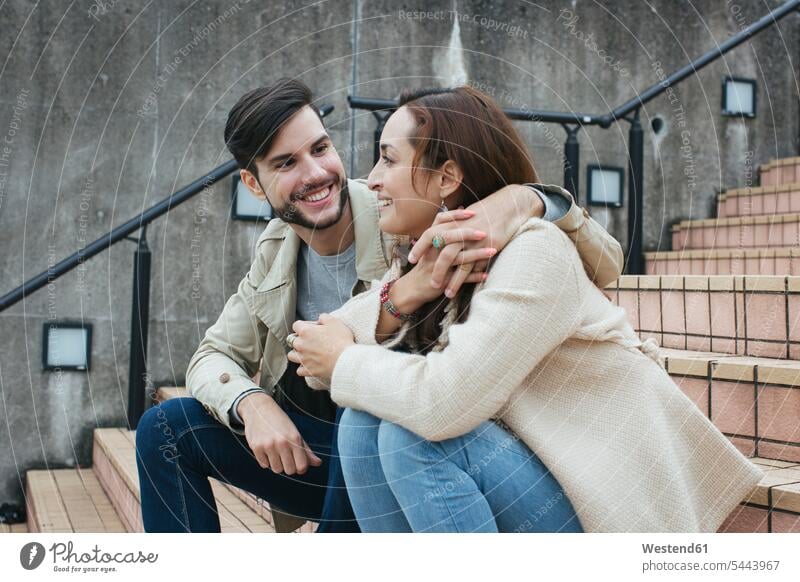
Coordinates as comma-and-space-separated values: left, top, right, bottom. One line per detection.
642, 543, 707, 553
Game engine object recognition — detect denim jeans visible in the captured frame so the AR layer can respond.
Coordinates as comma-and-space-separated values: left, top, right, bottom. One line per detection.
135, 397, 359, 532
337, 409, 583, 533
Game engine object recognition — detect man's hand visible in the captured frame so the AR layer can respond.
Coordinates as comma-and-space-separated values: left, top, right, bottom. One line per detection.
409, 185, 543, 296
237, 391, 322, 475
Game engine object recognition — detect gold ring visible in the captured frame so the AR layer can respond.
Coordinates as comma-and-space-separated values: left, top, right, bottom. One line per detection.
286, 333, 297, 349
432, 234, 447, 250
458, 263, 473, 272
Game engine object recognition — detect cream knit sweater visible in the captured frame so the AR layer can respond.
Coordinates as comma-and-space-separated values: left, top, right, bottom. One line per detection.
316, 217, 764, 532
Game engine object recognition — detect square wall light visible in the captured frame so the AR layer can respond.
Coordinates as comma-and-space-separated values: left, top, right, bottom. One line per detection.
722, 76, 756, 118
231, 175, 273, 222
587, 165, 624, 208
42, 322, 92, 371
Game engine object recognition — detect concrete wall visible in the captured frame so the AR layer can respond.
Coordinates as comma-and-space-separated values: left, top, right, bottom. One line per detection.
0, 0, 797, 505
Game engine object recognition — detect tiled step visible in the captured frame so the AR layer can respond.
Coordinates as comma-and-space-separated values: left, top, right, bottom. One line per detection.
0, 522, 27, 533
607, 275, 800, 359
719, 458, 800, 533
25, 469, 126, 533
154, 386, 316, 533
671, 214, 800, 250
717, 183, 800, 218
760, 157, 800, 187
646, 248, 800, 276
93, 428, 275, 532
664, 348, 800, 463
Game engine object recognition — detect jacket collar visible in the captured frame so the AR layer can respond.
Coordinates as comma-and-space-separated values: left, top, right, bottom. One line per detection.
255, 179, 389, 293
251, 179, 391, 345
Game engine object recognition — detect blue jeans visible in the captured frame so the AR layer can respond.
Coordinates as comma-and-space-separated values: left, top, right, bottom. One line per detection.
135, 397, 359, 532
337, 409, 583, 533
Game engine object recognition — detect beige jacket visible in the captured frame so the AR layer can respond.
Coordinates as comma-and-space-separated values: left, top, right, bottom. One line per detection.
186, 180, 623, 433
323, 217, 764, 532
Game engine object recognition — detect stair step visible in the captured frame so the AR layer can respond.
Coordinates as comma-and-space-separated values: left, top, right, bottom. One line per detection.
25, 469, 126, 533
717, 183, 800, 218
154, 386, 315, 533
760, 157, 800, 187
0, 522, 27, 533
664, 348, 800, 463
646, 247, 800, 276
607, 275, 800, 359
671, 214, 800, 250
93, 428, 275, 532
719, 457, 800, 532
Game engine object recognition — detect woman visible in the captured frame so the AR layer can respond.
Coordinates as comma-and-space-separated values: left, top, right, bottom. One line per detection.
287, 86, 763, 532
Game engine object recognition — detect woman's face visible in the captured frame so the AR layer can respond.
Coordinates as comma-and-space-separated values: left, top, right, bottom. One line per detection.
367, 107, 448, 239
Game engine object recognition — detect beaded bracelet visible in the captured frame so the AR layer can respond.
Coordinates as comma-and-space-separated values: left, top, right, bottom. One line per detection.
380, 279, 415, 322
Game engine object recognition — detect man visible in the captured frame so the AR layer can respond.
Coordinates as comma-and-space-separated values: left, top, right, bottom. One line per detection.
135, 78, 623, 532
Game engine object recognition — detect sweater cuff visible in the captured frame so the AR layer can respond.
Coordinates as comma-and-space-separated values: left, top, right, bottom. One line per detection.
330, 344, 371, 410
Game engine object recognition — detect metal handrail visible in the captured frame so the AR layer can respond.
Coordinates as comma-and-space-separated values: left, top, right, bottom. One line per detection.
0, 160, 238, 312
0, 104, 334, 312
348, 0, 800, 274
609, 0, 800, 123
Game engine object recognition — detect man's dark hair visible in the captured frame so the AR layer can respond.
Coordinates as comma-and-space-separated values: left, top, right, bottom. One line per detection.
224, 78, 319, 175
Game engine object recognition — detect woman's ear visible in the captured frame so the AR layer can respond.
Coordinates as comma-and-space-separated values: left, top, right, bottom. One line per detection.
438, 160, 463, 199
240, 168, 267, 200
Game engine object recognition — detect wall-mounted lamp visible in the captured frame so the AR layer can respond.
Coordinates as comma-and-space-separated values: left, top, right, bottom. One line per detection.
722, 76, 757, 118
42, 322, 92, 371
231, 174, 273, 222
587, 165, 624, 208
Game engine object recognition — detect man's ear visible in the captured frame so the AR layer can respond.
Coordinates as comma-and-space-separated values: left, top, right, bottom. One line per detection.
240, 168, 268, 201
438, 160, 463, 199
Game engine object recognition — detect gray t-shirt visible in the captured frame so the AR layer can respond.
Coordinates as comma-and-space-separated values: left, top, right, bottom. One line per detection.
296, 242, 358, 323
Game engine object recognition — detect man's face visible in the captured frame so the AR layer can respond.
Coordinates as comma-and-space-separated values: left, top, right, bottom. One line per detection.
241, 106, 348, 231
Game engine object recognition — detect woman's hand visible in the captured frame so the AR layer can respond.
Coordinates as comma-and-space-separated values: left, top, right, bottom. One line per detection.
398, 241, 492, 307
287, 314, 355, 387
409, 185, 543, 296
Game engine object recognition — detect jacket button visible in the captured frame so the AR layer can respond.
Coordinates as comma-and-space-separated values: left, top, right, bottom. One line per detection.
582, 208, 590, 219
219, 372, 230, 383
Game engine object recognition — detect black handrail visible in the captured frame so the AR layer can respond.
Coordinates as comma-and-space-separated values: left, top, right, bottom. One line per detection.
0, 104, 335, 312
609, 0, 800, 123
347, 96, 602, 126
349, 0, 800, 274
0, 160, 238, 312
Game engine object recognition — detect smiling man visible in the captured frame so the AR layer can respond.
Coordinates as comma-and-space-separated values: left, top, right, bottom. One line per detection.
134, 78, 623, 533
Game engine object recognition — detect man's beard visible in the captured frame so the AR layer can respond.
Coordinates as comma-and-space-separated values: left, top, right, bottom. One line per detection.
259, 175, 349, 231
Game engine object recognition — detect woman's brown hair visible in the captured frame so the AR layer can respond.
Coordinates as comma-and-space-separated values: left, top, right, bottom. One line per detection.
395, 86, 540, 353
